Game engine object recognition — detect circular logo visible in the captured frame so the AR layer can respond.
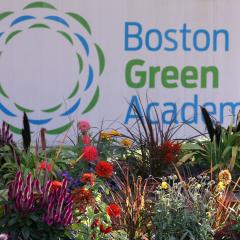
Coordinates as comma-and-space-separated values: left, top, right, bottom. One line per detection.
0, 1, 105, 135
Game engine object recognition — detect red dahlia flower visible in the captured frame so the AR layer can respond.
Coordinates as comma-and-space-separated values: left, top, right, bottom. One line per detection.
106, 203, 121, 218
95, 161, 113, 178
82, 145, 98, 161
159, 140, 181, 164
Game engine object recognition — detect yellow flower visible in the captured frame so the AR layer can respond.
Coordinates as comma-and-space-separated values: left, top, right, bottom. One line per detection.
196, 183, 201, 189
110, 130, 121, 137
217, 181, 225, 192
161, 181, 168, 190
121, 138, 133, 148
207, 212, 211, 218
100, 131, 111, 140
219, 169, 232, 186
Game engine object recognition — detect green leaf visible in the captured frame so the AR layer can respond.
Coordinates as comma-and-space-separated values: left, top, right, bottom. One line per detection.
176, 153, 195, 167
7, 216, 18, 226
0, 12, 13, 21
29, 23, 50, 29
68, 81, 79, 99
228, 146, 238, 171
57, 30, 73, 45
46, 121, 73, 135
66, 12, 91, 34
95, 44, 105, 76
82, 87, 100, 114
5, 30, 22, 44
22, 226, 30, 239
23, 2, 56, 10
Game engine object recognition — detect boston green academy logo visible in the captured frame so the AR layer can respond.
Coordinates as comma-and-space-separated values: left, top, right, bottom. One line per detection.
0, 1, 105, 135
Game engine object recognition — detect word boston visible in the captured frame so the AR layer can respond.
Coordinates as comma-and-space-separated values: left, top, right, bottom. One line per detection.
124, 22, 229, 52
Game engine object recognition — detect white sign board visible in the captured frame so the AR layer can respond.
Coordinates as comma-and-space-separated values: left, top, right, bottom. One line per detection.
0, 0, 238, 143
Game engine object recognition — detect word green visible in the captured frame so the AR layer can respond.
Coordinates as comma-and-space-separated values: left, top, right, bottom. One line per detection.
125, 59, 219, 89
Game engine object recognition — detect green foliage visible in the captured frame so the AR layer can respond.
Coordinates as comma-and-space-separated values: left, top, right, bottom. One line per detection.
153, 176, 214, 240
0, 145, 18, 188
183, 126, 240, 173
0, 210, 69, 240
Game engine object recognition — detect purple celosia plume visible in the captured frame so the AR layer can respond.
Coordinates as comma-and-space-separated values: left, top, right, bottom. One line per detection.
0, 121, 13, 147
7, 171, 73, 227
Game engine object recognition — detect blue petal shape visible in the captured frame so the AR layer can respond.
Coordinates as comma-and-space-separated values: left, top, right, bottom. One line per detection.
0, 103, 16, 117
0, 32, 4, 38
84, 65, 94, 91
29, 118, 52, 125
10, 15, 36, 27
74, 33, 89, 56
45, 16, 69, 28
60, 98, 81, 116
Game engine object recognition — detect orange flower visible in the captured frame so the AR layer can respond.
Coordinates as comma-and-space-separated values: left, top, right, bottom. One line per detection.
95, 161, 113, 178
72, 187, 95, 212
39, 161, 52, 172
80, 173, 95, 186
51, 180, 62, 191
106, 203, 121, 218
100, 224, 112, 234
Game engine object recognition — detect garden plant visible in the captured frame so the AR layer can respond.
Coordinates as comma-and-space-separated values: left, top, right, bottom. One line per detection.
0, 106, 240, 240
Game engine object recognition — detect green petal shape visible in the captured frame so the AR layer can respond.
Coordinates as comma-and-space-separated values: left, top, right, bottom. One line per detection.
0, 84, 9, 98
46, 121, 73, 135
57, 31, 73, 45
29, 23, 50, 29
14, 103, 34, 113
95, 44, 105, 76
82, 86, 99, 114
66, 12, 91, 35
0, 12, 13, 21
68, 81, 79, 99
5, 30, 22, 45
23, 2, 56, 10
9, 123, 22, 135
42, 104, 62, 113
76, 53, 83, 74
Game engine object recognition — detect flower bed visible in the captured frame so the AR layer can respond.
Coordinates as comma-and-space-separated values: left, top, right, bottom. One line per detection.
0, 107, 240, 239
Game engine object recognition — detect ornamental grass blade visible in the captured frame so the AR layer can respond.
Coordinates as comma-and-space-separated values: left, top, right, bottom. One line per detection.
176, 153, 195, 167
228, 146, 238, 171
215, 122, 222, 145
201, 106, 215, 142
